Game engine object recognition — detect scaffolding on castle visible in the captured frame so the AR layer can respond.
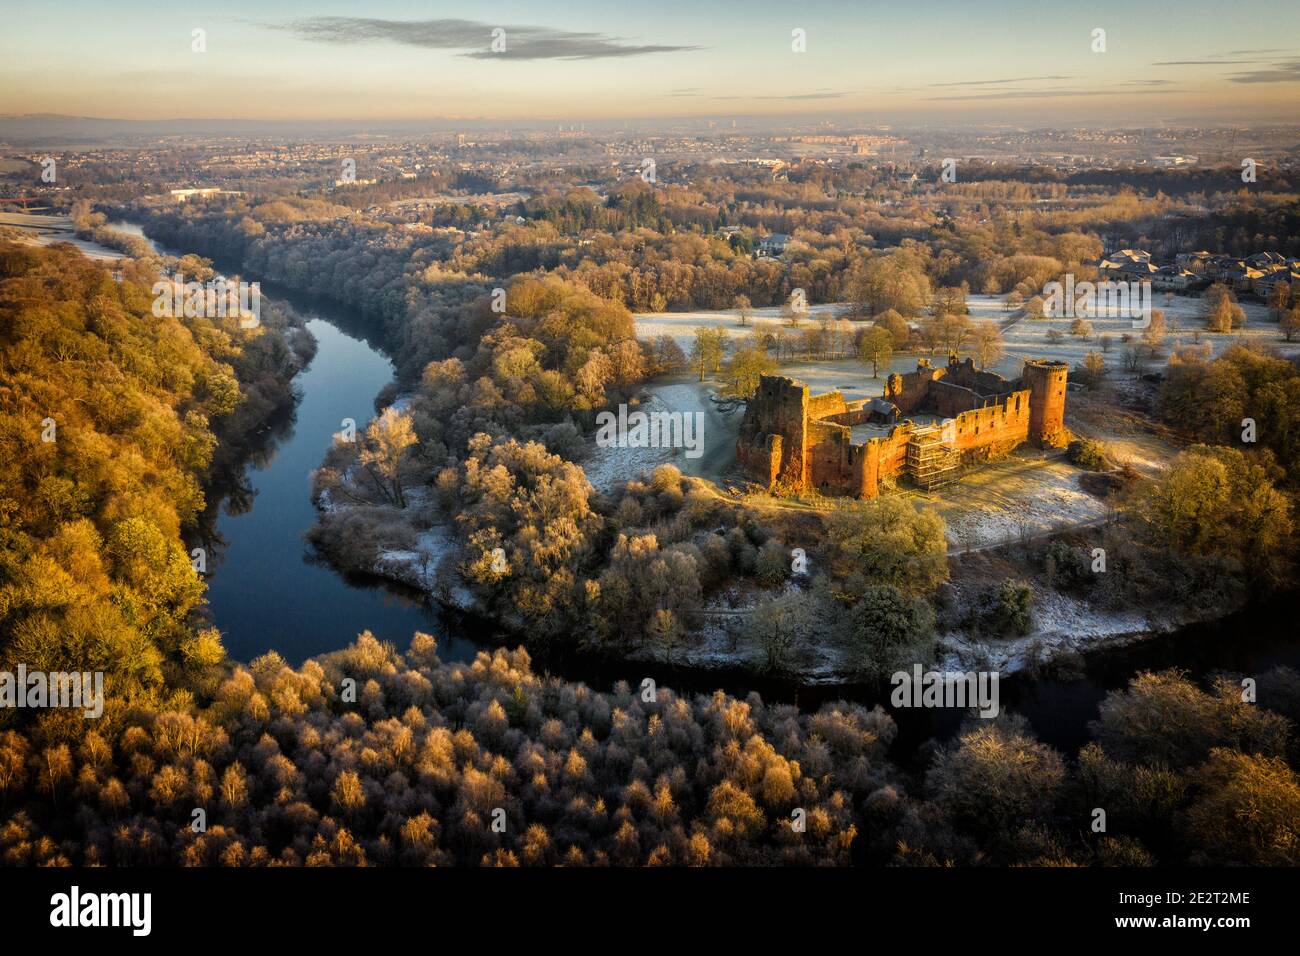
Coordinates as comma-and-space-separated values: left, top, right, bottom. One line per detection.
905, 426, 962, 490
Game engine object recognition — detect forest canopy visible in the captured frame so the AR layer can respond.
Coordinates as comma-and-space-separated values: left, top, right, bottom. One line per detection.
0, 242, 305, 727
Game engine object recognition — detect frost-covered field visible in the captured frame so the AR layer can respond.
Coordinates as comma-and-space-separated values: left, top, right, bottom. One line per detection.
581, 388, 692, 494
581, 378, 743, 492
373, 523, 482, 613
1, 213, 127, 262
633, 293, 1297, 399
936, 589, 1154, 674
634, 302, 854, 355
375, 526, 454, 591
972, 292, 1298, 380
923, 453, 1110, 552
628, 579, 861, 682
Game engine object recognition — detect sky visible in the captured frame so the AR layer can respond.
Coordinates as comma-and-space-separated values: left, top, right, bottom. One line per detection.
2, 0, 1297, 126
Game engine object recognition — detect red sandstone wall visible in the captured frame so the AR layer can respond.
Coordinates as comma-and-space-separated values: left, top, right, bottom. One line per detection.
949, 388, 1031, 455
738, 376, 812, 489
883, 366, 938, 414
943, 359, 1013, 396
876, 426, 911, 483
807, 391, 848, 420
855, 441, 880, 497
931, 380, 985, 418
854, 424, 912, 497
824, 406, 873, 427
737, 432, 783, 487
807, 420, 856, 494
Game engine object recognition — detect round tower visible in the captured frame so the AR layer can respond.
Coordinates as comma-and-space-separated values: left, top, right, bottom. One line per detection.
1022, 360, 1068, 448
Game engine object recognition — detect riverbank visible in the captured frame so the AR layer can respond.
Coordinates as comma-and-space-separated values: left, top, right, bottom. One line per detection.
0, 211, 133, 260
314, 473, 1247, 685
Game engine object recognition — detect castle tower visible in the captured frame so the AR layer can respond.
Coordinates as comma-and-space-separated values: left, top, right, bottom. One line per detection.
736, 375, 811, 491
1022, 360, 1068, 448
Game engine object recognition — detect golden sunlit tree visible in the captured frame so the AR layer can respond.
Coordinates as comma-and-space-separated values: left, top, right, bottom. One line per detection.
359, 407, 419, 507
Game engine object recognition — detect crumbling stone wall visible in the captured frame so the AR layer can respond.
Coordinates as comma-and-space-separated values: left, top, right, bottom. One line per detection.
856, 422, 913, 496
737, 355, 1068, 497
883, 360, 940, 415
822, 399, 874, 429
736, 375, 809, 491
948, 390, 1030, 457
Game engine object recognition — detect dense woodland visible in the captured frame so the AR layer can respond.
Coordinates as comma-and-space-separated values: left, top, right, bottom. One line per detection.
0, 242, 308, 698
6, 628, 1300, 867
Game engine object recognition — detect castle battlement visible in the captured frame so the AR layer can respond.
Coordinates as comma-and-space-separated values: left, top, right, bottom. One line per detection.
736, 356, 1068, 497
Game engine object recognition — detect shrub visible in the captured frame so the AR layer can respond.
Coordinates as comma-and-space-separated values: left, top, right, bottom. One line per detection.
825, 498, 948, 598
842, 585, 936, 679
754, 539, 789, 587
1043, 539, 1092, 590
1068, 438, 1111, 471
967, 579, 1034, 638
925, 714, 1066, 848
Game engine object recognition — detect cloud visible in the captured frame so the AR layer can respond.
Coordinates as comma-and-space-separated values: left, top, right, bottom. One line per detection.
714, 90, 849, 101
1151, 49, 1293, 66
1152, 59, 1259, 65
1151, 50, 1300, 82
928, 75, 1075, 88
1226, 59, 1300, 83
925, 88, 1182, 101
269, 16, 701, 60
762, 91, 848, 100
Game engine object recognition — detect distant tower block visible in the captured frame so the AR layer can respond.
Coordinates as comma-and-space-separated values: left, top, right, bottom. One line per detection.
1023, 360, 1069, 447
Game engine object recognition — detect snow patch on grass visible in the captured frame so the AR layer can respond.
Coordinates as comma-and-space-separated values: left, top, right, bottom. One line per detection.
937, 586, 1153, 674
581, 380, 721, 492
931, 455, 1109, 551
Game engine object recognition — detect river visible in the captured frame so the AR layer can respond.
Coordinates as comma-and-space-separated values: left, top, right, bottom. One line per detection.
110, 220, 1300, 758
199, 310, 491, 666
109, 221, 484, 666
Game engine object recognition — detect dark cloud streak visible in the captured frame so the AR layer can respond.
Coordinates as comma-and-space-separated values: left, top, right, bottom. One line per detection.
928, 75, 1074, 88
713, 91, 849, 101
270, 16, 702, 60
1152, 59, 1259, 65
1227, 59, 1300, 83
925, 89, 1183, 101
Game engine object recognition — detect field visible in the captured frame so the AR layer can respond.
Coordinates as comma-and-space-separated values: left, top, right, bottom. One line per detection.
0, 212, 127, 261
634, 292, 1297, 399
589, 294, 1211, 538
917, 451, 1109, 552
634, 301, 854, 356
581, 376, 742, 492
980, 292, 1300, 375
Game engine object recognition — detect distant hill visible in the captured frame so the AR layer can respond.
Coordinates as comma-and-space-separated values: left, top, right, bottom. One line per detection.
0, 113, 506, 145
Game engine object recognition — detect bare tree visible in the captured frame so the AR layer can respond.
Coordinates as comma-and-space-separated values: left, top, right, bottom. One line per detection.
734, 294, 753, 327
973, 321, 1004, 370
858, 326, 894, 377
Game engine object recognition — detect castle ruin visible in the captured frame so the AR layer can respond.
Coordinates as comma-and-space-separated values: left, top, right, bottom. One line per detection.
736, 356, 1068, 497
